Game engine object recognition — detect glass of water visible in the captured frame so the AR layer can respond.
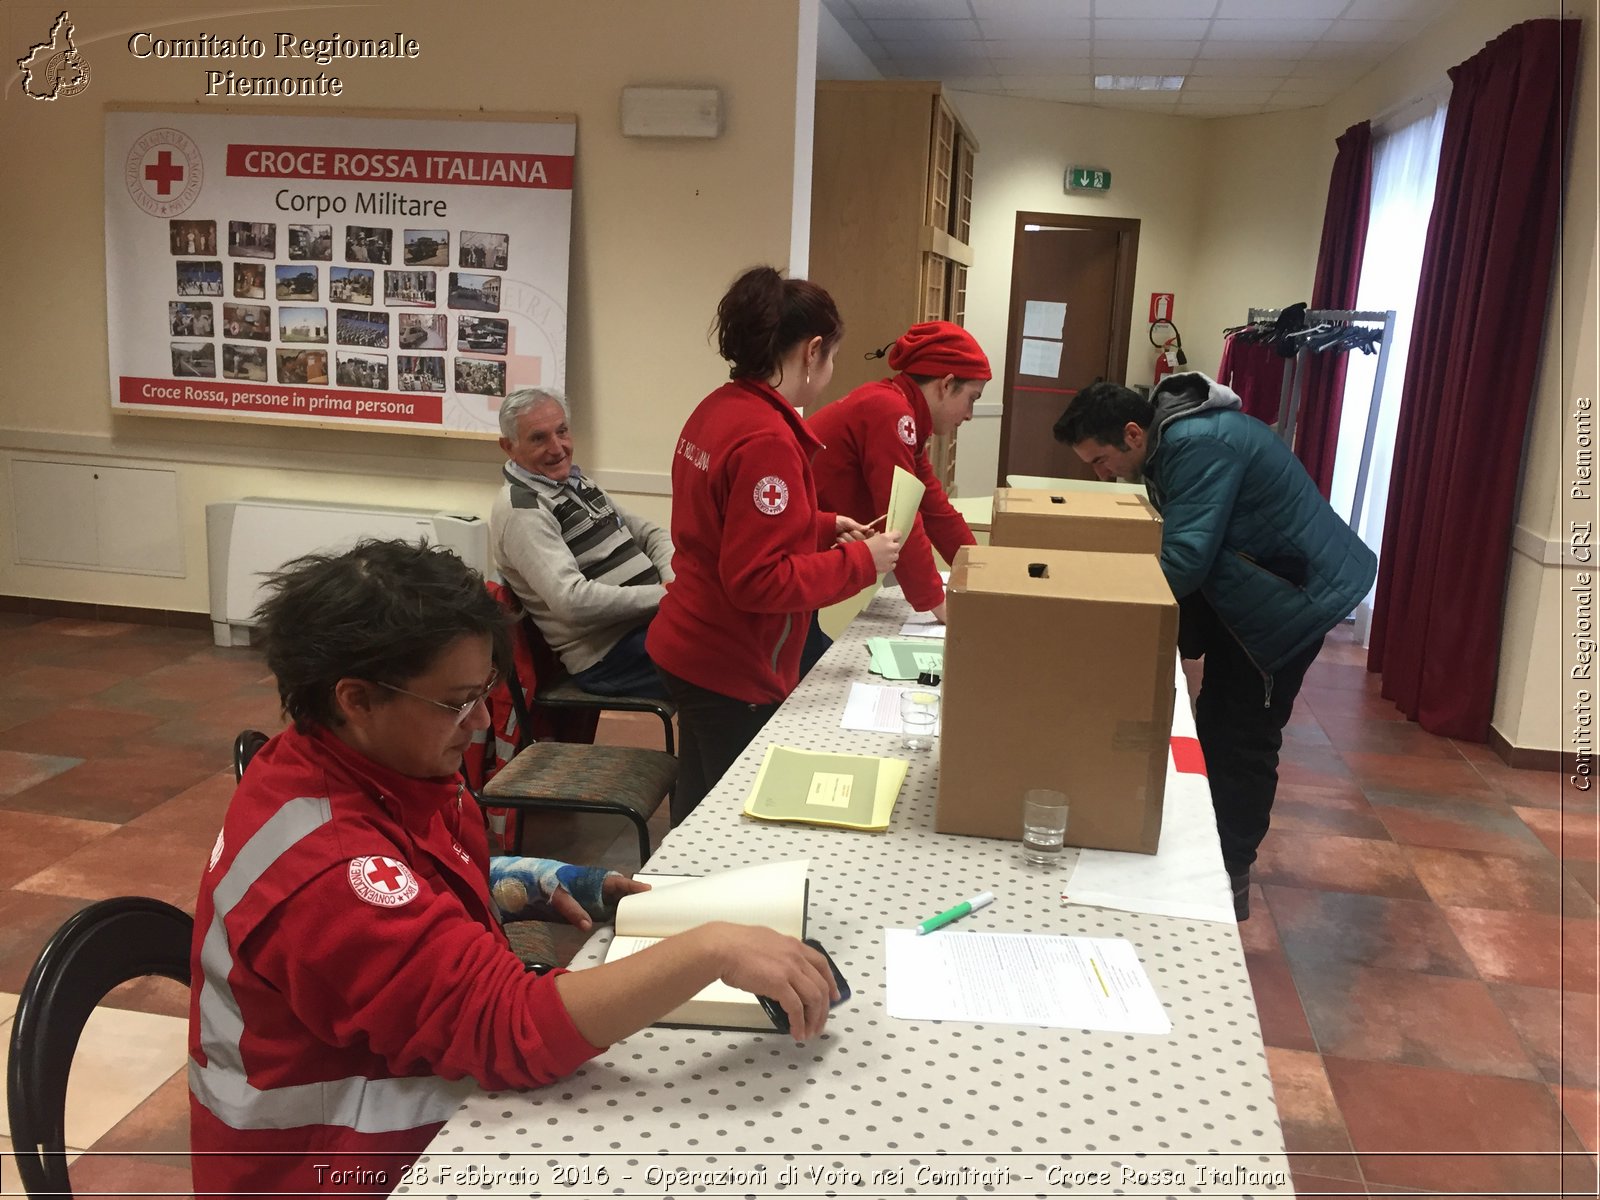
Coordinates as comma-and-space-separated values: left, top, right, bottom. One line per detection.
1021, 789, 1069, 866
899, 689, 940, 751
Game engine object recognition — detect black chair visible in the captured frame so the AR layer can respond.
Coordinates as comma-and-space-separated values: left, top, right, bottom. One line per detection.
520, 617, 677, 755
8, 897, 194, 1199
479, 657, 677, 867
233, 729, 269, 781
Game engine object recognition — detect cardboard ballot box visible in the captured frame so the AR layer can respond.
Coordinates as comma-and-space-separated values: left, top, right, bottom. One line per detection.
937, 545, 1177, 854
990, 487, 1163, 556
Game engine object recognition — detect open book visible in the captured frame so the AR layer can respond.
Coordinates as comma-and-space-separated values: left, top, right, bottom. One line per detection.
603, 859, 810, 1030
743, 746, 910, 832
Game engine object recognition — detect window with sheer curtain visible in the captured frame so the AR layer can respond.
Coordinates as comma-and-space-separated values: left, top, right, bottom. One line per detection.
1329, 101, 1447, 642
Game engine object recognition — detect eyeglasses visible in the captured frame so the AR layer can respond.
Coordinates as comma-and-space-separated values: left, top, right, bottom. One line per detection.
374, 668, 499, 727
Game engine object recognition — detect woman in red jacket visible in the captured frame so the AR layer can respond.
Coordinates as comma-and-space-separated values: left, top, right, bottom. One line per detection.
809, 320, 992, 625
191, 540, 840, 1197
648, 267, 901, 818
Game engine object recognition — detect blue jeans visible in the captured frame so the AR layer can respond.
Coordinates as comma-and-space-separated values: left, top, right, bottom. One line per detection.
570, 624, 670, 699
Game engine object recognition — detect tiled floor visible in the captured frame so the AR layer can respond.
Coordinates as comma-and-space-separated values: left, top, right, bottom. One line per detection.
0, 613, 1594, 1196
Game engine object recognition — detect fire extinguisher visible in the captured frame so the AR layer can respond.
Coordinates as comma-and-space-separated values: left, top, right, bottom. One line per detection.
1149, 319, 1187, 386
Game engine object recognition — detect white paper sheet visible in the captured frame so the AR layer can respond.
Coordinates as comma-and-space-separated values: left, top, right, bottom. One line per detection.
1019, 337, 1063, 378
840, 683, 941, 735
884, 930, 1171, 1034
898, 614, 946, 639
841, 683, 904, 733
1063, 774, 1235, 924
1062, 667, 1237, 925
1022, 299, 1067, 340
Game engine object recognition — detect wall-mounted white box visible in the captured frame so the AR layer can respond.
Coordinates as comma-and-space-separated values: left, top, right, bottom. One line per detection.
620, 86, 723, 138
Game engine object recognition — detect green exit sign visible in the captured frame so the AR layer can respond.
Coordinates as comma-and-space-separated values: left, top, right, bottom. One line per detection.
1066, 166, 1112, 192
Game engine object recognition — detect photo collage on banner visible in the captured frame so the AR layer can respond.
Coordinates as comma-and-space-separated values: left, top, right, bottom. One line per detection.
107, 110, 573, 435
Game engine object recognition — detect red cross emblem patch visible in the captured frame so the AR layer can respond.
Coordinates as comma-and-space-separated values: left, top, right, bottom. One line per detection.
123, 127, 205, 218
753, 475, 789, 515
348, 855, 420, 907
896, 414, 917, 446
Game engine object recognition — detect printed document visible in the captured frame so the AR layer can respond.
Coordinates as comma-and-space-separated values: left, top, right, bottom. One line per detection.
841, 683, 941, 735
884, 930, 1171, 1034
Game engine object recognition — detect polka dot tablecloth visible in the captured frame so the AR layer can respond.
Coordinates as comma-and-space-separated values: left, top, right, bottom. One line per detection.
412, 589, 1291, 1198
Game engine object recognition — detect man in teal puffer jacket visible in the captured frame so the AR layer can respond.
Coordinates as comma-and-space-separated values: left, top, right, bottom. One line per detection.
1056, 372, 1376, 919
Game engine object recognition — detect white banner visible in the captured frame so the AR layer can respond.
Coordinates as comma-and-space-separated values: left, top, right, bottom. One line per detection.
105, 109, 573, 435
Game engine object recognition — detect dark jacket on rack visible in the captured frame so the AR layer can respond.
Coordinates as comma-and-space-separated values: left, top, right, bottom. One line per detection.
1141, 372, 1377, 674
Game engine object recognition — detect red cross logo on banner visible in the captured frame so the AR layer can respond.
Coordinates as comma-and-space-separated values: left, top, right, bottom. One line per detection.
753, 475, 790, 515
348, 855, 421, 907
144, 149, 184, 194
124, 127, 204, 218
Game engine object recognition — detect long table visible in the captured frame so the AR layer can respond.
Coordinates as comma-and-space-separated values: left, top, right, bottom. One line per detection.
411, 588, 1292, 1198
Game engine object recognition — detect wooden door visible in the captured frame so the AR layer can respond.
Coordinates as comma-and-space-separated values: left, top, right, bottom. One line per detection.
995, 212, 1139, 484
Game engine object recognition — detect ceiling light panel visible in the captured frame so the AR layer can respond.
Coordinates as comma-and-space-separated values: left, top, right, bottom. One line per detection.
1094, 75, 1186, 91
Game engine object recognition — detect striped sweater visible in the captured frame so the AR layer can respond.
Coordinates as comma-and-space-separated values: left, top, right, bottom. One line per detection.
489, 464, 674, 674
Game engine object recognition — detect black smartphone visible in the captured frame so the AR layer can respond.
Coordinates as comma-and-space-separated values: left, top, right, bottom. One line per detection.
757, 939, 851, 1033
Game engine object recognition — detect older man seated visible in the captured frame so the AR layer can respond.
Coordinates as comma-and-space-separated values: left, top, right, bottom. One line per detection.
489, 387, 674, 698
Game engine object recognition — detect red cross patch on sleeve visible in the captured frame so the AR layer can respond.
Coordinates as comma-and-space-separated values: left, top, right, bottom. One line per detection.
348, 855, 420, 907
753, 475, 790, 515
896, 414, 917, 446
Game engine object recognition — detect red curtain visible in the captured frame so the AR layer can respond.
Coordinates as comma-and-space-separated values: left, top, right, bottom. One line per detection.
1369, 19, 1580, 741
1295, 122, 1373, 496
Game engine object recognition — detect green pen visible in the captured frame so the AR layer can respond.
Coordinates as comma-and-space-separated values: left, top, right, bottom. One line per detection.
914, 891, 994, 936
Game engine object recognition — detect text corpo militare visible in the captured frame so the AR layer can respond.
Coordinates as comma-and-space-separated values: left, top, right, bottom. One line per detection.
126, 32, 420, 97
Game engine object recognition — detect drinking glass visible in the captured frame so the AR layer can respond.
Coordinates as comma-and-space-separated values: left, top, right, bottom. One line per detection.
1021, 789, 1069, 866
899, 689, 940, 751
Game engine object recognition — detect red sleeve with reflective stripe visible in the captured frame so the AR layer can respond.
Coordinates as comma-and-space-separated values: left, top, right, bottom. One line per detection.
246, 860, 602, 1091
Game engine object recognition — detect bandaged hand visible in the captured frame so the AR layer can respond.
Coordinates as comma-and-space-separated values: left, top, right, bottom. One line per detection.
488, 857, 648, 930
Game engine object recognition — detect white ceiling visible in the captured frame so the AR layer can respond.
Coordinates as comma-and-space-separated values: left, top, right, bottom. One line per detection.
819, 0, 1462, 117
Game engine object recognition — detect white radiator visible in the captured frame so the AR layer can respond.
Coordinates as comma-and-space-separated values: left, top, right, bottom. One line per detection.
205, 497, 489, 647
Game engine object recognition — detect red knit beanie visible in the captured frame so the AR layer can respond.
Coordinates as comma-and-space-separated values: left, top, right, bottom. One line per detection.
887, 320, 992, 380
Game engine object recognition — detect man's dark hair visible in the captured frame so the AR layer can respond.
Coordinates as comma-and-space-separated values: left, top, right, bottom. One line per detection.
1053, 382, 1154, 448
254, 538, 508, 730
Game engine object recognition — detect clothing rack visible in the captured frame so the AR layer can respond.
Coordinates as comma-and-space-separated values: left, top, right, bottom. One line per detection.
1237, 307, 1397, 530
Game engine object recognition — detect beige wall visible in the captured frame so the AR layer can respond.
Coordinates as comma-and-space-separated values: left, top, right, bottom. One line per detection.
1185, 112, 1329, 377
0, 0, 802, 609
946, 89, 1213, 496
952, 89, 1212, 390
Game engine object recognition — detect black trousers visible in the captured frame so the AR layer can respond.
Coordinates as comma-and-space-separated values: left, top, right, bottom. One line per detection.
658, 670, 779, 824
1183, 594, 1324, 875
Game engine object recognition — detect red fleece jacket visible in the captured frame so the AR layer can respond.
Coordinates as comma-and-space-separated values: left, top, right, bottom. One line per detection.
808, 373, 975, 611
648, 378, 877, 704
